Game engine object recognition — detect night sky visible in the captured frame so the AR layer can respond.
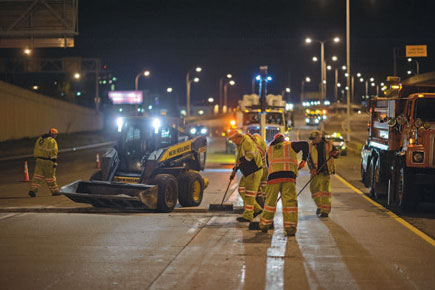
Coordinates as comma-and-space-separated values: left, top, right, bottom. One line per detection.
3, 0, 435, 106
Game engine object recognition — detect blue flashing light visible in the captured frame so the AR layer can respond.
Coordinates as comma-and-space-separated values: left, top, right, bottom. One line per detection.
255, 75, 261, 81
266, 76, 273, 81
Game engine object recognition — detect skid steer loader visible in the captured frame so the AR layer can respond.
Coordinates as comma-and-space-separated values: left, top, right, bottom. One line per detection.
61, 116, 208, 212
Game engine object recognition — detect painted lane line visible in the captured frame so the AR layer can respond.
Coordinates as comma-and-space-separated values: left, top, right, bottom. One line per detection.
335, 174, 435, 248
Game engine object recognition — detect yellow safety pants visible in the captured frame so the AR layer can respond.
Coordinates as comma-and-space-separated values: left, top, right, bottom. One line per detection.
310, 172, 332, 214
238, 169, 263, 221
30, 159, 59, 194
259, 181, 297, 233
256, 167, 268, 205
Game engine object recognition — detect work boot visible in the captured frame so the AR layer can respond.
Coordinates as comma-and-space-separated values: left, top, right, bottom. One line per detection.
52, 191, 61, 196
236, 216, 251, 223
28, 191, 36, 198
285, 227, 297, 236
320, 212, 329, 218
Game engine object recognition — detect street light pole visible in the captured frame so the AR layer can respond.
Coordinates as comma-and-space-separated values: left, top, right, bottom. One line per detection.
186, 67, 202, 116
219, 74, 232, 113
334, 67, 338, 103
320, 41, 325, 103
346, 0, 351, 142
223, 80, 235, 113
135, 70, 150, 91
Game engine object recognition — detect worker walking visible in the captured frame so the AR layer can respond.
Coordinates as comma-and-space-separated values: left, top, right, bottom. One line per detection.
247, 133, 268, 207
28, 128, 61, 197
254, 133, 309, 236
228, 129, 263, 222
307, 130, 339, 218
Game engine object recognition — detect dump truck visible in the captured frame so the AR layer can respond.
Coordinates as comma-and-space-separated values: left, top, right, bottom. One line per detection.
360, 74, 435, 210
61, 116, 208, 212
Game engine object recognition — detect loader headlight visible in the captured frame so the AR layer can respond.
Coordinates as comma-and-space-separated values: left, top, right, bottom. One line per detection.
412, 151, 424, 163
315, 119, 319, 124
200, 128, 208, 135
190, 127, 197, 135
152, 118, 161, 133
116, 117, 124, 132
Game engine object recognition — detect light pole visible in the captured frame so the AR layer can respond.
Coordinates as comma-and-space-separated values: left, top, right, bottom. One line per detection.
219, 74, 232, 113
301, 76, 311, 103
223, 80, 235, 113
306, 36, 340, 103
135, 70, 150, 91
346, 0, 351, 142
407, 58, 420, 75
186, 67, 202, 116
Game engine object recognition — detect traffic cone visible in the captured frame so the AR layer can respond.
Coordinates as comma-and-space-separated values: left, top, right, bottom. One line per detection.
23, 161, 30, 182
96, 153, 101, 169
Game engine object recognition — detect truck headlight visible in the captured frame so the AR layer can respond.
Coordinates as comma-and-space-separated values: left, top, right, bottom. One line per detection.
200, 128, 208, 135
305, 118, 310, 123
315, 119, 319, 124
412, 151, 424, 163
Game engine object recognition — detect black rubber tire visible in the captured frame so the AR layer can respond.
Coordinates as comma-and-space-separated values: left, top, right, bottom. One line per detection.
90, 170, 103, 181
397, 166, 418, 211
361, 161, 369, 187
368, 158, 377, 197
178, 172, 204, 207
154, 174, 178, 212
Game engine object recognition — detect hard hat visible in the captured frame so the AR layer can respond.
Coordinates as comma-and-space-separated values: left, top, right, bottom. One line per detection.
227, 129, 241, 139
309, 130, 322, 140
49, 128, 58, 135
273, 133, 284, 140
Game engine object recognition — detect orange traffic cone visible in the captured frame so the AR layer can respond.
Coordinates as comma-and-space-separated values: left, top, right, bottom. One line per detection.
96, 153, 101, 169
23, 161, 30, 182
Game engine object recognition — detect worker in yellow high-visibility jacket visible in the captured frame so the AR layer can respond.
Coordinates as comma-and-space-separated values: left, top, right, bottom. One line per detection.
28, 128, 61, 197
307, 130, 339, 218
257, 134, 309, 236
248, 133, 268, 207
228, 129, 263, 222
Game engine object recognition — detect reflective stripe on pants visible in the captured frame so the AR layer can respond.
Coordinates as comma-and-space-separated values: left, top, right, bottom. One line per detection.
29, 158, 58, 194
238, 169, 263, 221
310, 173, 332, 214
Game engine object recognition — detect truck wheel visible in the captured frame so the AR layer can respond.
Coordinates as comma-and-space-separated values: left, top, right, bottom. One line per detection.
90, 170, 102, 181
397, 167, 418, 211
154, 174, 178, 212
361, 161, 369, 187
369, 157, 385, 199
178, 172, 204, 207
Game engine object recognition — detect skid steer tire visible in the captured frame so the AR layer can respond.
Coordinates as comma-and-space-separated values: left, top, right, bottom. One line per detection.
178, 172, 204, 207
154, 174, 178, 212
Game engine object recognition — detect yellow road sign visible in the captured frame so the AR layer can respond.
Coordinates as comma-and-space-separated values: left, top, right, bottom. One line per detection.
406, 45, 427, 57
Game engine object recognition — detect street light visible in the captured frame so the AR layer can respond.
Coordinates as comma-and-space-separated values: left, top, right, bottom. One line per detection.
208, 97, 214, 103
23, 48, 32, 55
186, 66, 202, 116
312, 56, 318, 62
135, 70, 151, 91
166, 87, 173, 93
73, 73, 81, 80
223, 80, 235, 113
305, 36, 341, 102
301, 76, 311, 102
332, 56, 338, 62
220, 73, 233, 112
407, 58, 420, 75
285, 88, 291, 93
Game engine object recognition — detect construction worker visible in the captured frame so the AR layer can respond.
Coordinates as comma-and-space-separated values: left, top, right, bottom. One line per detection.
28, 128, 61, 197
228, 129, 263, 222
307, 130, 339, 218
254, 133, 309, 236
247, 133, 268, 207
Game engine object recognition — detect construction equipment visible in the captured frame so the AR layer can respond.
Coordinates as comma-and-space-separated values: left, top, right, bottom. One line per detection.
61, 116, 208, 212
360, 74, 435, 210
209, 167, 237, 211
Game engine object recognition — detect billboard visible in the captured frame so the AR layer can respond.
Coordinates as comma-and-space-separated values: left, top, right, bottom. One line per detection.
108, 91, 143, 105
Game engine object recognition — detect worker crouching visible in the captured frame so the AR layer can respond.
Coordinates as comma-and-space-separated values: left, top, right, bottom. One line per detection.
247, 133, 268, 207
228, 129, 263, 222
256, 133, 309, 236
28, 128, 61, 197
307, 130, 339, 218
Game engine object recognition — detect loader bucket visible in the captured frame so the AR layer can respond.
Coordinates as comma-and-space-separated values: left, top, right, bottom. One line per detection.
60, 180, 158, 210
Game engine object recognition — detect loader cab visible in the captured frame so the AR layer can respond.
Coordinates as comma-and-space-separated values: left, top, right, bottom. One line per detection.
116, 117, 187, 173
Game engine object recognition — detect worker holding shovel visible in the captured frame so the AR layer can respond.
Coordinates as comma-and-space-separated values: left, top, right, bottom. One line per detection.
307, 130, 339, 218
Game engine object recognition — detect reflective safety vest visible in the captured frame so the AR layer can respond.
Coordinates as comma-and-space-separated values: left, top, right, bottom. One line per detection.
252, 134, 267, 168
267, 141, 299, 176
34, 135, 58, 159
309, 141, 335, 174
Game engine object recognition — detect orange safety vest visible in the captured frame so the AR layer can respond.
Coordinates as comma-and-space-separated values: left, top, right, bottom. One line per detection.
309, 141, 335, 174
267, 141, 299, 176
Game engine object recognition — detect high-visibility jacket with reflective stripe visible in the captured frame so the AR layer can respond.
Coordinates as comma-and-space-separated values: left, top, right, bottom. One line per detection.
309, 140, 335, 174
34, 135, 58, 159
267, 141, 298, 176
236, 135, 263, 168
252, 134, 267, 167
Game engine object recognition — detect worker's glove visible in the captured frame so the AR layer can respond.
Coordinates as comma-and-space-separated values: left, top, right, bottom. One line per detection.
230, 166, 238, 180
53, 162, 58, 168
298, 160, 306, 170
331, 150, 339, 158
311, 169, 317, 176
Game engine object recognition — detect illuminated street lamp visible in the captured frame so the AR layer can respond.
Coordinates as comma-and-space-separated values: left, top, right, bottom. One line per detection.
312, 56, 318, 62
305, 36, 340, 102
301, 76, 311, 102
208, 97, 214, 103
135, 70, 151, 91
223, 80, 235, 113
166, 87, 173, 93
186, 66, 202, 116
23, 48, 32, 55
407, 58, 420, 75
332, 56, 338, 62
73, 73, 81, 80
285, 88, 291, 93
